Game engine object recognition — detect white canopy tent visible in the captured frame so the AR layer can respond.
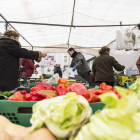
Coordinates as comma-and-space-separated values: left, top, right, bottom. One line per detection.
0, 0, 140, 69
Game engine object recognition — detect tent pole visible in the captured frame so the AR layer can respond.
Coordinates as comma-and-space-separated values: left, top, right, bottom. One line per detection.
67, 0, 76, 48
0, 21, 136, 28
0, 14, 34, 50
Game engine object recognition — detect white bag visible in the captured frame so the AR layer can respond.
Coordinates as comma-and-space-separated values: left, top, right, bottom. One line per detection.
62, 68, 75, 80
116, 30, 126, 50
124, 28, 133, 42
47, 73, 59, 84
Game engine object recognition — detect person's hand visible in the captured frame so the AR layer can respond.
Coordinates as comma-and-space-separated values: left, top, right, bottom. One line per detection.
42, 53, 47, 58
72, 66, 76, 72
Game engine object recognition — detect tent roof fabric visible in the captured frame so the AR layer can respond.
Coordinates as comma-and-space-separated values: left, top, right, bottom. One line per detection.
0, 0, 140, 69
0, 0, 140, 50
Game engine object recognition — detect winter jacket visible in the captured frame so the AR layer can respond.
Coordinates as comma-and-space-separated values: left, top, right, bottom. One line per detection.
92, 53, 125, 82
136, 57, 140, 73
21, 59, 39, 78
54, 66, 62, 77
0, 37, 42, 92
70, 52, 90, 75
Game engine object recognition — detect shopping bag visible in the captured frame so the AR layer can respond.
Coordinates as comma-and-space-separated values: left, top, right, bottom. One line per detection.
62, 68, 75, 80
47, 73, 59, 84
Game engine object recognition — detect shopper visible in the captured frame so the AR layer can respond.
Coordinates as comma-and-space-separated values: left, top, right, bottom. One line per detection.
67, 48, 91, 85
21, 59, 40, 78
54, 64, 62, 77
0, 30, 47, 91
92, 46, 125, 87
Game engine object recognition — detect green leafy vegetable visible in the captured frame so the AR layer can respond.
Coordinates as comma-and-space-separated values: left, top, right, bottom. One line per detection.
29, 92, 92, 140
75, 87, 140, 140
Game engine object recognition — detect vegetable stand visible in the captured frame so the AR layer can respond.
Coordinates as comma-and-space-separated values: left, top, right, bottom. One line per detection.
0, 100, 105, 127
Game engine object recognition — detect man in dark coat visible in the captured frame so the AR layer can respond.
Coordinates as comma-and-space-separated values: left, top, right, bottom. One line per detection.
92, 46, 125, 87
54, 64, 62, 77
67, 48, 91, 85
0, 30, 47, 91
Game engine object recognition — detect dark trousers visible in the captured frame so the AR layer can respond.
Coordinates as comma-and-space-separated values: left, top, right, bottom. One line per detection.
95, 81, 114, 87
82, 72, 91, 86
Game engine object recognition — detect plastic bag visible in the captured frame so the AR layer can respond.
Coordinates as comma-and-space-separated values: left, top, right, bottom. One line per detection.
47, 73, 59, 85
116, 30, 126, 50
62, 68, 75, 80
124, 28, 133, 42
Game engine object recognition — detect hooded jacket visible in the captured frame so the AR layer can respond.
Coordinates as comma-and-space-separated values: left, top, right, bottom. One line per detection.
0, 36, 42, 91
21, 59, 39, 78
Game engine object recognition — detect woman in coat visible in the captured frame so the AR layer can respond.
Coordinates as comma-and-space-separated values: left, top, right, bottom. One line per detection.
21, 59, 40, 78
92, 46, 125, 87
0, 30, 47, 91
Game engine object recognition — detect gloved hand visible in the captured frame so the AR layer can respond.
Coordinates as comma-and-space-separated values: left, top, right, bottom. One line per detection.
72, 66, 76, 72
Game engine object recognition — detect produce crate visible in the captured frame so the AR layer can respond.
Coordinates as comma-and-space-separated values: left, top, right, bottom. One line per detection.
118, 76, 129, 86
24, 77, 42, 84
0, 101, 105, 127
0, 100, 37, 127
124, 82, 134, 88
89, 102, 105, 114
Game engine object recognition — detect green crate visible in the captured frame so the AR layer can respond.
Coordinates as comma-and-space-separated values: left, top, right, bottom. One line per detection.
89, 102, 105, 114
24, 77, 42, 84
28, 84, 36, 89
0, 101, 105, 127
0, 100, 37, 127
124, 82, 134, 88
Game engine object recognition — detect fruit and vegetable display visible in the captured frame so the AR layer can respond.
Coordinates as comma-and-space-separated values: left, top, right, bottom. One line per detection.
0, 78, 122, 104
0, 85, 140, 140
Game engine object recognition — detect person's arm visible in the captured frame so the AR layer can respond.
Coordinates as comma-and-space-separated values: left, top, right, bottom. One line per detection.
75, 53, 83, 69
92, 61, 96, 76
27, 59, 35, 70
54, 68, 57, 74
5, 40, 43, 62
70, 60, 74, 68
112, 57, 125, 71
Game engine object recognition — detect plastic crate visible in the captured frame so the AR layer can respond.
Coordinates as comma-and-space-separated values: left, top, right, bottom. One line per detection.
0, 101, 105, 127
0, 100, 37, 127
89, 102, 105, 114
24, 77, 42, 84
124, 82, 134, 88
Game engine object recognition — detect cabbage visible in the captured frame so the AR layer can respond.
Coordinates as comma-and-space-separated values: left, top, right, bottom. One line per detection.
75, 87, 140, 140
129, 76, 140, 100
29, 92, 92, 140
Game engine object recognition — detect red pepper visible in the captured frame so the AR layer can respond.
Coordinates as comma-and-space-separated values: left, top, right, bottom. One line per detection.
30, 96, 44, 101
106, 85, 113, 90
24, 94, 31, 101
113, 89, 122, 99
87, 93, 100, 103
56, 85, 67, 96
88, 89, 96, 94
24, 91, 47, 101
8, 92, 24, 101
71, 83, 89, 98
31, 87, 43, 91
99, 83, 113, 91
95, 89, 114, 96
30, 91, 46, 99
36, 82, 54, 90
45, 94, 53, 99
95, 89, 105, 95
99, 83, 107, 90
67, 85, 72, 92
